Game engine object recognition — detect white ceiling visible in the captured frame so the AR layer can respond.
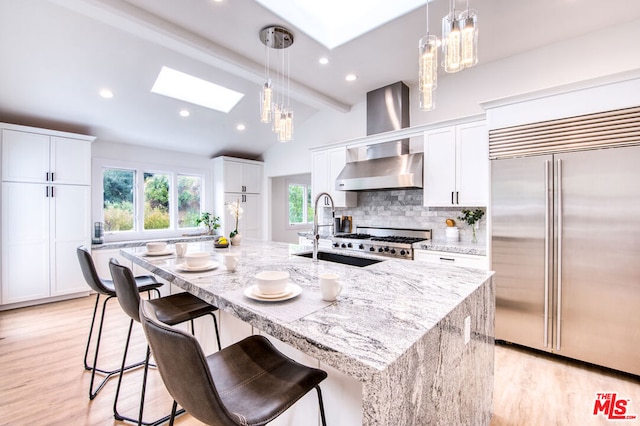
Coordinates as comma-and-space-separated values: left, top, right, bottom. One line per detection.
1, 0, 640, 158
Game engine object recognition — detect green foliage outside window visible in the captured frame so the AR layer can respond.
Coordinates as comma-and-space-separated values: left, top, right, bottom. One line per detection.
288, 183, 313, 225
177, 175, 202, 228
103, 168, 203, 232
144, 173, 169, 230
289, 184, 304, 223
103, 169, 134, 232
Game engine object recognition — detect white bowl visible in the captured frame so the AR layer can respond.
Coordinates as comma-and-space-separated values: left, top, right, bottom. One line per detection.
255, 271, 290, 295
185, 252, 210, 268
146, 242, 167, 253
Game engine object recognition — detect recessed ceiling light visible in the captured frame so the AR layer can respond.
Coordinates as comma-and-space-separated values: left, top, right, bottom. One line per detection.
345, 74, 357, 82
151, 66, 244, 113
99, 89, 114, 98
236, 123, 246, 131
319, 57, 329, 65
179, 109, 190, 117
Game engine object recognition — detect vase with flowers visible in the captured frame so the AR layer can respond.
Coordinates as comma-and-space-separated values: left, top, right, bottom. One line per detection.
458, 208, 484, 243
225, 199, 244, 245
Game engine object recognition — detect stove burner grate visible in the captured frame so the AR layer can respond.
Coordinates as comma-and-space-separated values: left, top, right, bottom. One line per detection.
336, 233, 372, 240
369, 236, 425, 244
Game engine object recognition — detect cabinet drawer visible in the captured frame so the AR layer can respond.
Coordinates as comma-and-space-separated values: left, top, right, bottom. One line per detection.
414, 250, 487, 269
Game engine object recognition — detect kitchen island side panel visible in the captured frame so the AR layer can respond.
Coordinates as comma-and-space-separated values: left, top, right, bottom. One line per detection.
363, 277, 494, 426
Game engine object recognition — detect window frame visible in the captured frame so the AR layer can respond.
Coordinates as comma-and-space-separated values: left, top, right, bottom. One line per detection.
285, 178, 313, 230
93, 157, 208, 242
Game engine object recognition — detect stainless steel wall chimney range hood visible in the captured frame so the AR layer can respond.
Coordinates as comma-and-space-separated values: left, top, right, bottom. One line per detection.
335, 82, 423, 191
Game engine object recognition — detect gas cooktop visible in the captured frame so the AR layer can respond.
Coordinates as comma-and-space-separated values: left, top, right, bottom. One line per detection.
332, 227, 431, 260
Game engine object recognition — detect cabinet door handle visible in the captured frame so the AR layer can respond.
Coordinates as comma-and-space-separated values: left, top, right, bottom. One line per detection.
456, 191, 459, 204
51, 186, 54, 197
46, 172, 49, 181
439, 257, 455, 262
51, 172, 54, 182
45, 186, 49, 197
451, 191, 454, 205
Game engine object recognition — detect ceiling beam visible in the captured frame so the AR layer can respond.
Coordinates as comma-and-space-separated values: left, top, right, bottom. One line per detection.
50, 0, 352, 113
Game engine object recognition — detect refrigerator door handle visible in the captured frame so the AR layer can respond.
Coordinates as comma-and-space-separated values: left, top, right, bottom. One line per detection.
556, 159, 563, 351
544, 160, 551, 348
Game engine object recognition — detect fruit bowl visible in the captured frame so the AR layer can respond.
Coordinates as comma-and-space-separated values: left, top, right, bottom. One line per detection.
214, 237, 229, 248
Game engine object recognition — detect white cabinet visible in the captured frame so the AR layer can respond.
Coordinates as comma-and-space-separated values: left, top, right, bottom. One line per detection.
212, 156, 264, 239
2, 129, 91, 185
223, 192, 261, 239
414, 249, 488, 270
424, 121, 488, 207
2, 179, 91, 303
311, 147, 356, 208
1, 124, 93, 306
221, 159, 262, 194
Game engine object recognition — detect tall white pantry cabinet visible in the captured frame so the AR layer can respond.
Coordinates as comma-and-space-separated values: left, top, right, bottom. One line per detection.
1, 123, 94, 307
212, 156, 263, 240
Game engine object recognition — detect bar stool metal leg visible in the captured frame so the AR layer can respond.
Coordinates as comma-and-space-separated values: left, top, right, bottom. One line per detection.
84, 290, 160, 399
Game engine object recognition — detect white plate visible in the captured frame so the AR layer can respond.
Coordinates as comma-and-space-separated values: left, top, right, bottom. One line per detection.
244, 284, 302, 302
143, 249, 173, 256
175, 261, 219, 272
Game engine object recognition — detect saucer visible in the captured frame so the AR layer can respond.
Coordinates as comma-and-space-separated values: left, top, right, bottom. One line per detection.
175, 261, 219, 272
143, 249, 173, 256
244, 284, 302, 302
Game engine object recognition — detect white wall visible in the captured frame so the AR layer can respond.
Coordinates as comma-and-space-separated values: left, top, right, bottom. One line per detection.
262, 18, 640, 178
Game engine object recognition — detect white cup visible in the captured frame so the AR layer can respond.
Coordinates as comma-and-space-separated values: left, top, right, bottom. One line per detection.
175, 242, 188, 257
223, 253, 239, 272
319, 272, 342, 301
146, 241, 166, 253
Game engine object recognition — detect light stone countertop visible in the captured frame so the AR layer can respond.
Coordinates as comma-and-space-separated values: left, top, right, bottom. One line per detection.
121, 239, 492, 379
122, 239, 495, 425
417, 238, 487, 256
92, 234, 217, 250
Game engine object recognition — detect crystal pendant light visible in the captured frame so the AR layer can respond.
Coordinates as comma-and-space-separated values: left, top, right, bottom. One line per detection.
418, 0, 438, 111
260, 81, 272, 123
442, 0, 462, 73
459, 1, 478, 68
259, 26, 294, 142
420, 85, 436, 112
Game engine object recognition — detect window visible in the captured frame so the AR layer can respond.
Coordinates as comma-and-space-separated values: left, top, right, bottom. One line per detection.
144, 172, 170, 230
288, 183, 313, 225
177, 174, 202, 228
100, 164, 206, 238
103, 168, 135, 232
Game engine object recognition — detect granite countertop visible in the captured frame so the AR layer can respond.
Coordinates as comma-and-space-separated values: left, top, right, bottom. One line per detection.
92, 234, 216, 250
121, 239, 493, 381
417, 239, 487, 256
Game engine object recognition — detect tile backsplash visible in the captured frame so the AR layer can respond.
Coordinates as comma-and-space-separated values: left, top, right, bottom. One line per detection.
333, 189, 486, 243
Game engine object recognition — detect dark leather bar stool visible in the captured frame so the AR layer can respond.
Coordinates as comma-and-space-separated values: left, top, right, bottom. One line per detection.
76, 246, 163, 400
139, 299, 328, 426
109, 259, 222, 426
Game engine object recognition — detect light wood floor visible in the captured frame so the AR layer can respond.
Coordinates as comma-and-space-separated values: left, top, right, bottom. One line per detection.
1, 296, 638, 426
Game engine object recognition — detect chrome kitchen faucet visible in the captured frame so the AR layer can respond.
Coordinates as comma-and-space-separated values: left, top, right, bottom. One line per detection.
312, 192, 335, 262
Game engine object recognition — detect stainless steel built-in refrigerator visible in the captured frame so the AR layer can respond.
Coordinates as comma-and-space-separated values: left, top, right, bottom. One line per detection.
492, 144, 640, 376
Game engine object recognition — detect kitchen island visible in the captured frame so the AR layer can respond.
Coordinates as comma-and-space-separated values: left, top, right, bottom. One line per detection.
121, 239, 495, 425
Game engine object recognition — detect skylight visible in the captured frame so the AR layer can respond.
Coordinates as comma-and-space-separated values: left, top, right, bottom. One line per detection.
151, 66, 244, 113
254, 0, 427, 49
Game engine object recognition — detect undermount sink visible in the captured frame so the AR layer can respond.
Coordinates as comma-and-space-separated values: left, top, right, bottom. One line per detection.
295, 251, 383, 267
